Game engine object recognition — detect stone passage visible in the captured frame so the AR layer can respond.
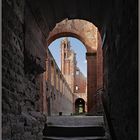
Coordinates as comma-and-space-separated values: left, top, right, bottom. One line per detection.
43, 116, 110, 140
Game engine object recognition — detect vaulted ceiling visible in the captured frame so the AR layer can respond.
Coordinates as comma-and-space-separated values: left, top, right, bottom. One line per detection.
27, 0, 112, 32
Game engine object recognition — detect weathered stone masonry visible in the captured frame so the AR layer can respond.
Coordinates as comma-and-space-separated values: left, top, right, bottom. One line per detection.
2, 0, 46, 139
103, 1, 138, 139
2, 1, 75, 139
45, 49, 74, 115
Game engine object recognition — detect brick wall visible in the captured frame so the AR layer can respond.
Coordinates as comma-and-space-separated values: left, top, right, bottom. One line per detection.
75, 69, 87, 93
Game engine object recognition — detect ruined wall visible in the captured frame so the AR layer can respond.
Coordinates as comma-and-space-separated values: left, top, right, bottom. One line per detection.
46, 50, 74, 115
2, 0, 47, 139
103, 0, 138, 140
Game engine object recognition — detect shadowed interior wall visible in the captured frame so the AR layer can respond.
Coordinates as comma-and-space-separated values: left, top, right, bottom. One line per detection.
103, 1, 138, 139
2, 0, 47, 139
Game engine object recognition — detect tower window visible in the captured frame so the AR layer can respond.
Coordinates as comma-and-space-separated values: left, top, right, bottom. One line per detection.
75, 85, 79, 91
64, 43, 66, 48
76, 70, 79, 75
64, 53, 66, 59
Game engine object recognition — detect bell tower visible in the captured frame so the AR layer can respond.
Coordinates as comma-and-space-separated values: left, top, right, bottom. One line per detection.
61, 37, 71, 74
60, 38, 76, 92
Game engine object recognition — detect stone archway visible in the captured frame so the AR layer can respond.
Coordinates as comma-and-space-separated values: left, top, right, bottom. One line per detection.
75, 98, 85, 114
47, 19, 98, 53
47, 19, 103, 113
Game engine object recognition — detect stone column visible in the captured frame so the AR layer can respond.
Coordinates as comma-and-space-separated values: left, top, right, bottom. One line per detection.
86, 52, 97, 113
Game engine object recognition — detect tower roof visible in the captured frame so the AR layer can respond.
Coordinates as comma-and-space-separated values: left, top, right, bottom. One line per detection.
61, 37, 70, 44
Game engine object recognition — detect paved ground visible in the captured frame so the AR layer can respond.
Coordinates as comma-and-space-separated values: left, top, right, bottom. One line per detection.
47, 116, 104, 127
43, 136, 108, 140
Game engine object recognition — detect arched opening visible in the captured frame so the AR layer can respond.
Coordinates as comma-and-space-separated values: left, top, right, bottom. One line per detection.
46, 19, 103, 114
47, 37, 87, 115
48, 37, 87, 78
75, 98, 85, 114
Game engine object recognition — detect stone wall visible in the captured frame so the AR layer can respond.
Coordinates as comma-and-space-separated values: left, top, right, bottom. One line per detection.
2, 0, 47, 139
95, 32, 103, 114
45, 50, 74, 116
103, 0, 138, 139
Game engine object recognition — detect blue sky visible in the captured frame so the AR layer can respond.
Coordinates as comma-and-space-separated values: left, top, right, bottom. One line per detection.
48, 37, 87, 77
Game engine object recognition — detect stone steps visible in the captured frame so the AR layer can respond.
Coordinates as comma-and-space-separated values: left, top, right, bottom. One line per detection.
46, 116, 104, 126
43, 116, 109, 140
43, 136, 108, 140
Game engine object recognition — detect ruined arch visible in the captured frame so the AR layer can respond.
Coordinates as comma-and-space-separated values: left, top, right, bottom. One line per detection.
47, 19, 98, 53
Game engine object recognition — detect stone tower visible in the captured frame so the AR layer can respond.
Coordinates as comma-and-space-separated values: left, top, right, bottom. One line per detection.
60, 38, 77, 93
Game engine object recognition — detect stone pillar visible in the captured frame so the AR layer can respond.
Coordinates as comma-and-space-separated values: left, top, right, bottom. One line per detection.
86, 52, 97, 113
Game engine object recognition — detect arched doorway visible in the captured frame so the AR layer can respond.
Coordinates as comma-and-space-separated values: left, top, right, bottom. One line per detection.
75, 98, 85, 114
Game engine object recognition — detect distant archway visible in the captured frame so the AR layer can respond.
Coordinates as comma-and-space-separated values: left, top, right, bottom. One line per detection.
75, 98, 85, 114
